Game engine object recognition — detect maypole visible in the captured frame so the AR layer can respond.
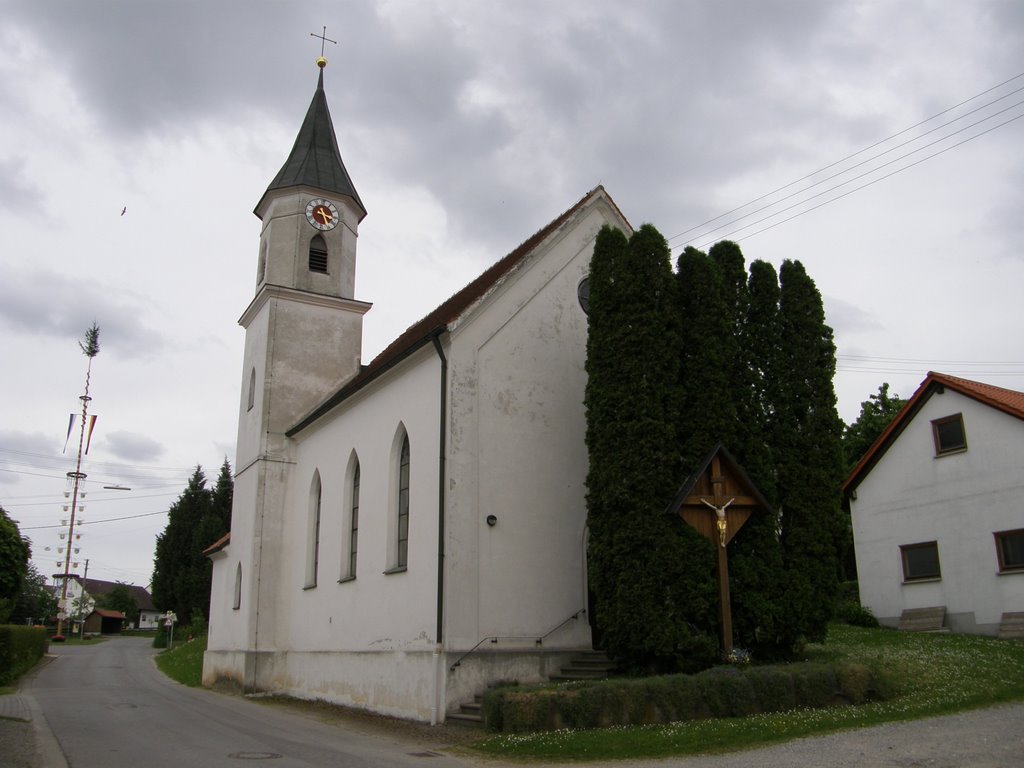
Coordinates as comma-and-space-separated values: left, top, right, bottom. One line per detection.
56, 323, 99, 637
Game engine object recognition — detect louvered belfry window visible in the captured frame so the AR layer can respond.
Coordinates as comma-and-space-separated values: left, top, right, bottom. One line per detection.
309, 235, 328, 273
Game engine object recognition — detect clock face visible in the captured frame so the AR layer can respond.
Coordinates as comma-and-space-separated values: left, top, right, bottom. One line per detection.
305, 198, 340, 231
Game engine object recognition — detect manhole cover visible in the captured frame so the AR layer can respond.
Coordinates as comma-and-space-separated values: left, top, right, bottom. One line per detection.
228, 752, 282, 760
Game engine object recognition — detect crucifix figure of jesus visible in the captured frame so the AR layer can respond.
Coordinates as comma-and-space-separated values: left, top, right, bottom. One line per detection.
701, 496, 734, 548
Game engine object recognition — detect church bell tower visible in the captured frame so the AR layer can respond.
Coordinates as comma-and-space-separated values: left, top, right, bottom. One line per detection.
232, 56, 371, 663
240, 56, 371, 456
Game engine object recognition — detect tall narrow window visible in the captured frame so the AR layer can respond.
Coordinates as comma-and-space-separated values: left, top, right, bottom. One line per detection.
309, 234, 328, 273
349, 462, 360, 578
233, 562, 242, 610
397, 435, 410, 568
247, 367, 256, 411
305, 471, 322, 588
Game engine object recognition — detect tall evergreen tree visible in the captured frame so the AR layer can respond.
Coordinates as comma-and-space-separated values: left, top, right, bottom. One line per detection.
586, 224, 716, 672
740, 260, 782, 499
773, 260, 845, 644
675, 246, 739, 470
152, 465, 231, 624
714, 253, 788, 658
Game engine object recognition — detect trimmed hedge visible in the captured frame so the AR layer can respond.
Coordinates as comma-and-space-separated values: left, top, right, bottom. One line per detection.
0, 625, 49, 686
481, 660, 882, 733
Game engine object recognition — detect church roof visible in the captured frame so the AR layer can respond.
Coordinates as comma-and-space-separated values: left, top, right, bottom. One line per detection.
288, 186, 627, 436
256, 66, 366, 220
843, 371, 1024, 494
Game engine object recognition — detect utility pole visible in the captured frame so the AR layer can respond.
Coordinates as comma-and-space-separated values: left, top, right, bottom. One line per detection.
56, 324, 100, 638
77, 559, 90, 639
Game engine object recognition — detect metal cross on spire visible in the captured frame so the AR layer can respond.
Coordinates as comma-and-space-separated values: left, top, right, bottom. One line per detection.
310, 26, 337, 58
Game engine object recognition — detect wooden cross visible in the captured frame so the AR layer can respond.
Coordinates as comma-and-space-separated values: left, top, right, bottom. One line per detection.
673, 448, 760, 657
310, 26, 337, 58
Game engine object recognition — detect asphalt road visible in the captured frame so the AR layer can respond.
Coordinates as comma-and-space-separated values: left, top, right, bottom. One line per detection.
7, 638, 1024, 767
17, 638, 469, 768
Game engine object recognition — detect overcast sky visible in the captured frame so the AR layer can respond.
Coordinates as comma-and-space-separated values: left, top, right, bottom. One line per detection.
2, 1, 1023, 589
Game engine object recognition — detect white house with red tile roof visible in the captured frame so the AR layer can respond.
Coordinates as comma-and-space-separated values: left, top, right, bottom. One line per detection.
203, 61, 630, 722
844, 372, 1024, 635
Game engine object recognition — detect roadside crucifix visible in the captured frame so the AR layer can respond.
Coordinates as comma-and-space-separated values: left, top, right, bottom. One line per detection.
664, 444, 772, 657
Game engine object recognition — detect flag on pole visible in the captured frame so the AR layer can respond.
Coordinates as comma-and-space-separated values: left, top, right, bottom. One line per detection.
85, 415, 98, 454
63, 414, 76, 453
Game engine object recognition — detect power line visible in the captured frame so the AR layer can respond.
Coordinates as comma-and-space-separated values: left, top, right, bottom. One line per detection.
685, 97, 1024, 248
690, 110, 1024, 251
20, 509, 170, 530
668, 71, 1024, 252
666, 71, 1024, 244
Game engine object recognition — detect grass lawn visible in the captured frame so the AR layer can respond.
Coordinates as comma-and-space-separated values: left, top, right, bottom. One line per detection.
469, 625, 1024, 761
155, 635, 207, 687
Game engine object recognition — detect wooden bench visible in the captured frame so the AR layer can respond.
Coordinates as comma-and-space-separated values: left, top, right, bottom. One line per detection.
898, 606, 949, 633
998, 612, 1024, 640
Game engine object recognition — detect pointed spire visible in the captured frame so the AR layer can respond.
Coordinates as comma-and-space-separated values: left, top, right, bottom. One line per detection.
257, 61, 366, 219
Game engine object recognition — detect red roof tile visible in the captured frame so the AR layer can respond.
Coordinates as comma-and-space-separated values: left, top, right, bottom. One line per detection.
844, 371, 1024, 493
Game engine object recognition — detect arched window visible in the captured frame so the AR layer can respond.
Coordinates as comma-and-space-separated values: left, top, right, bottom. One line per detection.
397, 434, 410, 568
309, 235, 328, 273
349, 461, 360, 578
247, 367, 256, 411
305, 471, 322, 588
233, 562, 242, 610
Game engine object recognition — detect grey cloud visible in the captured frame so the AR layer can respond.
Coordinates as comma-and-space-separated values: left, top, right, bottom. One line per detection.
0, 156, 45, 214
0, 269, 165, 358
826, 295, 883, 335
103, 431, 165, 463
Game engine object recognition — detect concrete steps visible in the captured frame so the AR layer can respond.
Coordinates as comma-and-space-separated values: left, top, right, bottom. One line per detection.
898, 606, 950, 633
548, 650, 616, 682
998, 611, 1024, 640
447, 650, 616, 726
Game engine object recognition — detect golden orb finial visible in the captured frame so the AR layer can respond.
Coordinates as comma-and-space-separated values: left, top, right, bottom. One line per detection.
316, 56, 327, 69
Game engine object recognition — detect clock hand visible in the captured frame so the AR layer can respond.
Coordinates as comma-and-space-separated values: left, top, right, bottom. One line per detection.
318, 208, 331, 224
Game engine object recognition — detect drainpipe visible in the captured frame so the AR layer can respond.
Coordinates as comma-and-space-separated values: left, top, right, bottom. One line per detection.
430, 331, 448, 724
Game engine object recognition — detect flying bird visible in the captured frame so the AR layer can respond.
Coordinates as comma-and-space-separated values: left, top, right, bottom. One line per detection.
121, 206, 126, 216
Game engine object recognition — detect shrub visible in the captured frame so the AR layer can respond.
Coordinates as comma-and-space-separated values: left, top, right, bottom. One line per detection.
0, 626, 49, 685
482, 658, 885, 732
835, 601, 880, 628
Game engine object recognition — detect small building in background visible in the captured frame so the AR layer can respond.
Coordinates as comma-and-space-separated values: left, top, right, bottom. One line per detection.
845, 371, 1024, 635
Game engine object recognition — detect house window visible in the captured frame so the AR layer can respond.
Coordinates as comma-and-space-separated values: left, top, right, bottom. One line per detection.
931, 413, 966, 455
397, 435, 410, 569
349, 462, 360, 578
247, 367, 256, 411
309, 235, 329, 273
901, 541, 941, 581
995, 529, 1024, 573
305, 471, 322, 588
233, 562, 242, 610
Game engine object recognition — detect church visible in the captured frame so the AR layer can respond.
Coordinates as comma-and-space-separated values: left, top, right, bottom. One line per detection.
203, 57, 631, 723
